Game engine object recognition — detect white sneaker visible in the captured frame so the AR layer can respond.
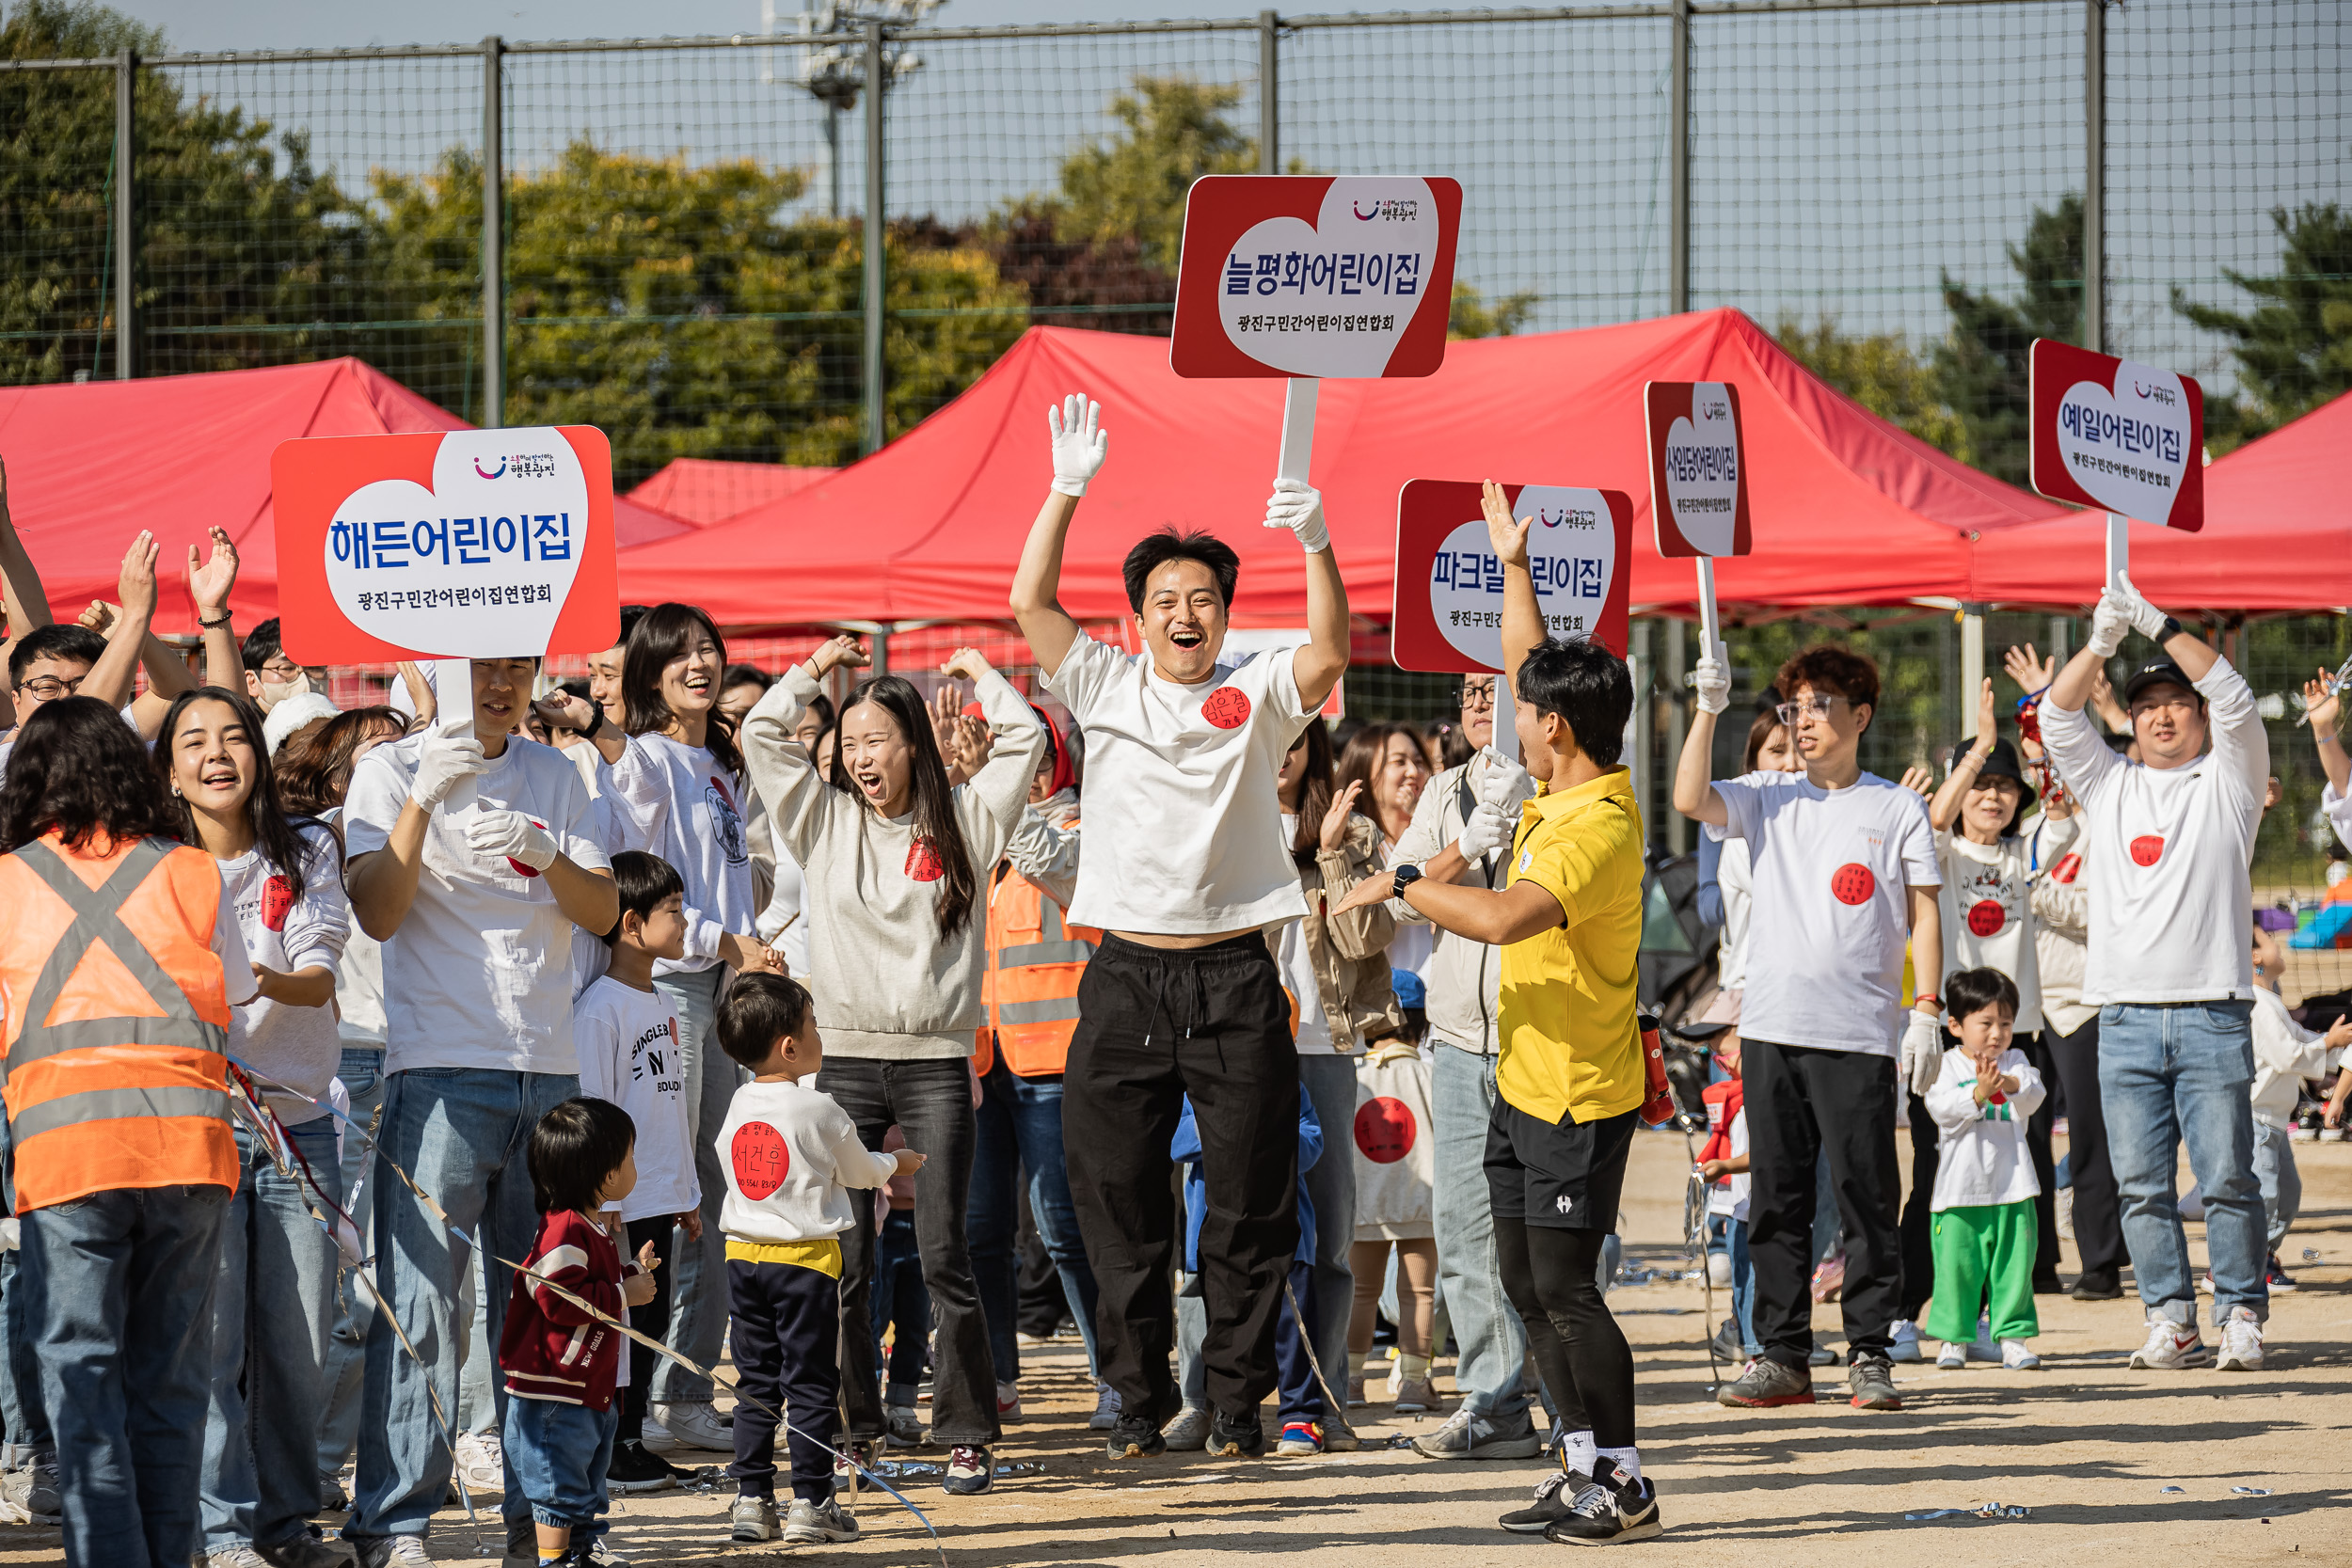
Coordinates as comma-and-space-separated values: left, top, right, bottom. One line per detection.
354, 1538, 435, 1568
452, 1430, 504, 1494
1887, 1319, 1922, 1364
1087, 1381, 1121, 1431
649, 1400, 734, 1452
1935, 1341, 1966, 1370
198, 1546, 270, 1568
994, 1381, 1023, 1420
2129, 1320, 2213, 1370
2215, 1307, 2265, 1371
2000, 1338, 2040, 1370
1707, 1251, 1734, 1288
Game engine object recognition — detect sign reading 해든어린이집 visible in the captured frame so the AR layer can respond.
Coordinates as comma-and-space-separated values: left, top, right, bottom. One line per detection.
1644, 381, 1752, 559
271, 426, 622, 664
1389, 481, 1632, 673
1169, 175, 1464, 379
2027, 339, 2204, 531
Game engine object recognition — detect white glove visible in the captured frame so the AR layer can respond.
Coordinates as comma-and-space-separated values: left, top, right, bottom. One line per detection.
1456, 798, 1513, 862
466, 809, 558, 872
1901, 1006, 1944, 1098
1264, 477, 1330, 555
410, 713, 489, 811
2114, 572, 2169, 639
1692, 651, 1731, 716
1047, 392, 1107, 497
1476, 744, 1534, 813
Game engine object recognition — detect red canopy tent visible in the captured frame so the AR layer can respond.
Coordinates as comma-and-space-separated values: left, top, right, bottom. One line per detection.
1970, 390, 2352, 612
624, 457, 839, 527
614, 310, 2055, 630
0, 357, 693, 635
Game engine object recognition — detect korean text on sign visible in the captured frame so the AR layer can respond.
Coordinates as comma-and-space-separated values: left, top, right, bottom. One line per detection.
330, 512, 575, 569
1223, 251, 1423, 299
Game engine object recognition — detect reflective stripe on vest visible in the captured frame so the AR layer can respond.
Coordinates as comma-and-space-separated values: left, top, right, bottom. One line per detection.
8, 1084, 232, 1143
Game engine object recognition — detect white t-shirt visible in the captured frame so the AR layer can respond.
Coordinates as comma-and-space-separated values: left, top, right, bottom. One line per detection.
2323, 781, 2352, 856
1043, 634, 1311, 935
1714, 769, 1940, 1057
716, 1077, 899, 1247
1707, 1106, 1751, 1223
1935, 831, 2042, 1036
220, 822, 350, 1124
2042, 662, 2266, 1005
756, 836, 813, 982
343, 734, 611, 1074
1714, 836, 1755, 990
1923, 1045, 2046, 1211
604, 734, 756, 977
1278, 814, 1338, 1054
573, 975, 699, 1221
318, 808, 388, 1047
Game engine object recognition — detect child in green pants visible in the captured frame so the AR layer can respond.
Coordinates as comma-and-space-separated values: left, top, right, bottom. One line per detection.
1923, 968, 2047, 1370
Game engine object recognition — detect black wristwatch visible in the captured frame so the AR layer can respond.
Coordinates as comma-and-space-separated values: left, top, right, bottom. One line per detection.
1391, 863, 1423, 895
2159, 615, 2184, 641
578, 705, 605, 740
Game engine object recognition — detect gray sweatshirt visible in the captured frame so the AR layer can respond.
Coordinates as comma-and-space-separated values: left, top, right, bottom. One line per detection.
742, 664, 1042, 1059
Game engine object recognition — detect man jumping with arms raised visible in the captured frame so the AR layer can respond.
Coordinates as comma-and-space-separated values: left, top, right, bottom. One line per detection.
1010, 393, 1348, 1464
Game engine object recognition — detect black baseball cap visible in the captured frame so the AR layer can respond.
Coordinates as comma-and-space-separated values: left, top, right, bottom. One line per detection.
1973, 737, 2038, 817
2122, 657, 2200, 706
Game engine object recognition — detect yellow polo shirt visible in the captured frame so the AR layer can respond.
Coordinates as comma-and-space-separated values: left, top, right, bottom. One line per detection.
1496, 767, 1646, 1125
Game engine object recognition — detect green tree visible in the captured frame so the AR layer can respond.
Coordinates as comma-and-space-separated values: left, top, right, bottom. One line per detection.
1449, 281, 1537, 341
1775, 316, 1970, 461
2174, 202, 2352, 451
1934, 194, 2085, 485
0, 0, 374, 386
1051, 76, 1263, 275
373, 142, 1025, 481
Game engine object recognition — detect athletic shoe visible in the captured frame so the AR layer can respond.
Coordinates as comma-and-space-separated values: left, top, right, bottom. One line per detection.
830, 1439, 877, 1481
2070, 1271, 2123, 1301
1806, 1339, 1840, 1368
1393, 1376, 1439, 1414
1089, 1381, 1122, 1431
1544, 1460, 1663, 1545
605, 1437, 678, 1494
1208, 1408, 1265, 1459
1716, 1357, 1815, 1408
1159, 1407, 1210, 1452
1275, 1420, 1323, 1456
1709, 1317, 1743, 1362
1810, 1251, 1846, 1303
1935, 1340, 1966, 1370
2215, 1307, 2265, 1371
2128, 1321, 2212, 1370
1322, 1413, 1361, 1453
783, 1497, 860, 1544
2000, 1338, 2041, 1370
649, 1400, 733, 1452
1106, 1412, 1168, 1459
1411, 1404, 1544, 1462
0, 1451, 58, 1524
1847, 1354, 1901, 1410
199, 1546, 271, 1568
253, 1532, 353, 1568
729, 1495, 779, 1543
943, 1445, 993, 1496
2032, 1270, 2068, 1294
585, 1539, 628, 1567
994, 1381, 1024, 1420
452, 1430, 504, 1494
316, 1473, 351, 1515
1499, 1466, 1587, 1534
1961, 1314, 2000, 1362
884, 1404, 926, 1449
1708, 1250, 1734, 1288
1346, 1373, 1366, 1407
352, 1538, 434, 1568
1887, 1319, 1923, 1364
2265, 1255, 2298, 1293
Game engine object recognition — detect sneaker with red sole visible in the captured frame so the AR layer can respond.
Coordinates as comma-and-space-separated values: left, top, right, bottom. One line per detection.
1715, 1357, 1816, 1408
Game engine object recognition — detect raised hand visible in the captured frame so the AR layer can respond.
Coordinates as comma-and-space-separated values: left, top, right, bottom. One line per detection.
1969, 677, 1998, 756
1898, 764, 1934, 798
532, 690, 598, 734
808, 634, 869, 677
940, 646, 993, 684
117, 531, 160, 626
1048, 392, 1108, 497
2002, 641, 2056, 695
1264, 478, 1329, 554
2302, 668, 2341, 735
1319, 778, 1365, 851
187, 526, 239, 615
1479, 480, 1530, 569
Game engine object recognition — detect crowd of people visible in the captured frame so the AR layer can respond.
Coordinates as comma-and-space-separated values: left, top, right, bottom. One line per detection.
0, 396, 2342, 1568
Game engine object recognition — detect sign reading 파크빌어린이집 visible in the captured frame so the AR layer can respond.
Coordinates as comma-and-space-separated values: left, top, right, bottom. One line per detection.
1389, 480, 1631, 673
271, 426, 621, 663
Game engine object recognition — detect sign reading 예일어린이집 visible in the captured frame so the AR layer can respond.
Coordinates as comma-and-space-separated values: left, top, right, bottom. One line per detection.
1644, 381, 1752, 559
2027, 338, 2204, 531
1389, 481, 1632, 673
271, 426, 622, 664
1169, 175, 1464, 379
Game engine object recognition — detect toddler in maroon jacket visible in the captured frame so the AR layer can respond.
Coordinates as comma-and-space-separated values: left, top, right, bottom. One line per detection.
500, 1098, 658, 1566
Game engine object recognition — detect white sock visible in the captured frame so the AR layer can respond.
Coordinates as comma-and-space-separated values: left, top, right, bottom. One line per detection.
1597, 1445, 1642, 1482
1556, 1428, 1597, 1476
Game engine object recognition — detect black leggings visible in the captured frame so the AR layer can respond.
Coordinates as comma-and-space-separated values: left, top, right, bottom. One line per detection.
1493, 1218, 1633, 1449
620, 1214, 675, 1442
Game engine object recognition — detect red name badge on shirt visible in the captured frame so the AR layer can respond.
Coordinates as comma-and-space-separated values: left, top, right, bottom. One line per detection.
731, 1121, 790, 1201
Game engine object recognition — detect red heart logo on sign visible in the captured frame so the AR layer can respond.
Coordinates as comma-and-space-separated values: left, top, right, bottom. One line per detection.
1967, 898, 2008, 938
1201, 687, 1251, 730
1354, 1097, 1417, 1164
1830, 863, 1875, 906
2129, 835, 2165, 867
731, 1119, 790, 1201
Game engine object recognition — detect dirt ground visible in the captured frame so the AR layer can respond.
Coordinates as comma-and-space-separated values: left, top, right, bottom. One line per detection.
6, 1129, 2347, 1565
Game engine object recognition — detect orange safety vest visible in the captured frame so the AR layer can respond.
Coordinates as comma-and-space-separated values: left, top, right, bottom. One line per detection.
977, 856, 1099, 1079
0, 833, 237, 1212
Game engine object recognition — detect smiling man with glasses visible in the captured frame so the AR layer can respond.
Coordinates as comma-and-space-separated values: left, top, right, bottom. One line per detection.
1674, 641, 1942, 1415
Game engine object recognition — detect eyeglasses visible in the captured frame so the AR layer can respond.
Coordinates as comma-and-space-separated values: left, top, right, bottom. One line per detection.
1774, 694, 1846, 725
1459, 681, 1497, 709
262, 658, 326, 684
16, 674, 83, 700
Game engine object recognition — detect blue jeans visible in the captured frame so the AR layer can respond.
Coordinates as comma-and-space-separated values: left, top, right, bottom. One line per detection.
0, 1114, 51, 1455
502, 1395, 615, 1531
650, 966, 737, 1406
967, 1061, 1100, 1381
202, 1117, 343, 1551
316, 1042, 388, 1480
2099, 1001, 2266, 1325
351, 1068, 580, 1543
1728, 1216, 1758, 1354
2251, 1117, 2299, 1257
24, 1181, 230, 1568
1430, 1043, 1532, 1421
1295, 1054, 1358, 1423
870, 1210, 930, 1403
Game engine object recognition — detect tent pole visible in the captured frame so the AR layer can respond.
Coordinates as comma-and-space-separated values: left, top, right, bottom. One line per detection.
1960, 605, 1985, 743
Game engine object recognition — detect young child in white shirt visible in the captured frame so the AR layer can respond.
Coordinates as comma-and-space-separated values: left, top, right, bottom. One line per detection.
573, 850, 703, 1491
714, 974, 921, 1548
2249, 927, 2352, 1291
1924, 967, 2047, 1371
